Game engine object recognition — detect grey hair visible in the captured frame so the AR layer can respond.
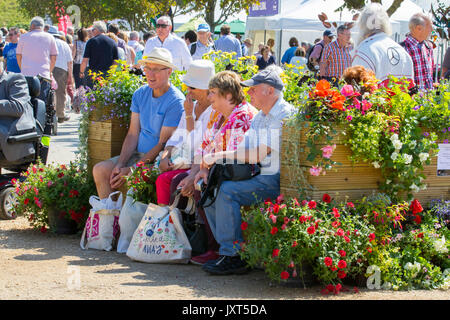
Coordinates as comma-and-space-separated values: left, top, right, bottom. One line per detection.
93, 21, 107, 33
129, 31, 139, 40
265, 64, 283, 76
30, 16, 45, 29
356, 3, 392, 45
157, 16, 172, 26
409, 13, 431, 31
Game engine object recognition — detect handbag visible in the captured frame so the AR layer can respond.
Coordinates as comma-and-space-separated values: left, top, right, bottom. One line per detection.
80, 191, 122, 251
198, 162, 261, 208
126, 194, 192, 264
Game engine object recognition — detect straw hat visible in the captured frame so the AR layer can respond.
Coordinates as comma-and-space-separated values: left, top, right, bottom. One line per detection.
138, 47, 177, 70
181, 59, 215, 90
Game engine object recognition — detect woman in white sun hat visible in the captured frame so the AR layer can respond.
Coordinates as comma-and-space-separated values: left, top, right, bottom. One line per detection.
155, 59, 216, 206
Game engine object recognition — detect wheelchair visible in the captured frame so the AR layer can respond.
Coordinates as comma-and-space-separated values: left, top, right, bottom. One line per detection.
0, 76, 55, 219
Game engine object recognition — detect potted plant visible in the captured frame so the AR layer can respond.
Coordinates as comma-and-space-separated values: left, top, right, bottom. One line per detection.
12, 161, 96, 234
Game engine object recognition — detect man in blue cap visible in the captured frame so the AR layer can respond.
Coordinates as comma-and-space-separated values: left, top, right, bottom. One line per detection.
189, 23, 215, 60
195, 65, 295, 275
307, 29, 335, 72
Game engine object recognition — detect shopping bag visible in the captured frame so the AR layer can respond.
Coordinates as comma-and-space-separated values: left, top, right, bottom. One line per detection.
80, 191, 122, 251
126, 195, 192, 264
116, 189, 148, 253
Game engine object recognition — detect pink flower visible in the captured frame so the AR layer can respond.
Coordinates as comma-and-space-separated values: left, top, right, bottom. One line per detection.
352, 98, 361, 109
321, 144, 336, 159
310, 166, 322, 176
340, 84, 355, 97
361, 100, 372, 112
47, 181, 53, 187
346, 115, 353, 121
269, 214, 278, 224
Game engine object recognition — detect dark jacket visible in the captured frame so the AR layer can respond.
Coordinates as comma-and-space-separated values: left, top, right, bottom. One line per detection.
0, 71, 36, 162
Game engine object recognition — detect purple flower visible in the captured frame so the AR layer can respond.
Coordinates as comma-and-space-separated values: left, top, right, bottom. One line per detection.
423, 132, 429, 137
444, 139, 449, 144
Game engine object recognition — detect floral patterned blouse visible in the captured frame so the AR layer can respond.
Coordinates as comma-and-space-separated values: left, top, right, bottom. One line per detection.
195, 101, 257, 158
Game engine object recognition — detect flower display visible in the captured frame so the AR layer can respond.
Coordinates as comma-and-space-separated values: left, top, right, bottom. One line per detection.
125, 161, 160, 204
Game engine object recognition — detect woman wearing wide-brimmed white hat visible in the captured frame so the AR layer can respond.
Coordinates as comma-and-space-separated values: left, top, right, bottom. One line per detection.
155, 59, 216, 206
93, 47, 185, 200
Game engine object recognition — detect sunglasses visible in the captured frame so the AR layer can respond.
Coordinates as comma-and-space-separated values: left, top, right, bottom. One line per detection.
156, 24, 169, 29
188, 86, 197, 90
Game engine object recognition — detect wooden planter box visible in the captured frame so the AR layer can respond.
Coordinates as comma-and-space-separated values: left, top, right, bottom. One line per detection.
87, 115, 128, 174
280, 124, 450, 205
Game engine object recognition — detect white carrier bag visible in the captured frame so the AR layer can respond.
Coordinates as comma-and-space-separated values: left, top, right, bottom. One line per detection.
80, 191, 122, 251
126, 195, 192, 264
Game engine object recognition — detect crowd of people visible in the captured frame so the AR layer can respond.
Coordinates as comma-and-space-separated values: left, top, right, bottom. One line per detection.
0, 2, 449, 276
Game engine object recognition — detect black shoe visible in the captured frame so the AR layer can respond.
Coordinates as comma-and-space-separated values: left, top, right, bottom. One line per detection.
202, 255, 250, 275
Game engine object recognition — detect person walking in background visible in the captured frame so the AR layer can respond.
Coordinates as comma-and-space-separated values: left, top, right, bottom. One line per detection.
2, 27, 21, 73
65, 33, 75, 106
16, 17, 58, 102
72, 27, 88, 89
319, 25, 352, 85
214, 24, 242, 58
144, 16, 192, 71
401, 13, 434, 90
254, 42, 264, 59
49, 27, 72, 123
189, 24, 215, 60
307, 30, 335, 72
256, 45, 276, 71
129, 31, 144, 64
184, 30, 197, 47
267, 38, 275, 56
118, 32, 136, 66
241, 38, 252, 57
290, 47, 308, 74
108, 23, 126, 52
281, 37, 299, 65
352, 3, 414, 85
80, 21, 118, 89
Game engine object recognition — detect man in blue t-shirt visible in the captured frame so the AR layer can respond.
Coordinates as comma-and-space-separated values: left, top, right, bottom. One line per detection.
2, 28, 21, 73
92, 47, 185, 199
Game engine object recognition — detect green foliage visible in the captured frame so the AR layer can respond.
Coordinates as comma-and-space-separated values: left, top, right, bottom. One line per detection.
125, 161, 160, 204
0, 0, 30, 28
12, 161, 96, 232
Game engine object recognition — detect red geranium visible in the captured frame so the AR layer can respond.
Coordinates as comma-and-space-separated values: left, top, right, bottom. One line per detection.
292, 241, 298, 247
272, 248, 280, 257
270, 227, 278, 235
299, 215, 307, 223
241, 222, 248, 231
322, 194, 331, 203
324, 257, 333, 267
409, 199, 423, 214
280, 271, 290, 280
336, 228, 344, 237
308, 201, 317, 209
307, 225, 316, 235
339, 250, 346, 257
414, 215, 422, 224
368, 233, 376, 242
338, 260, 347, 269
338, 270, 347, 279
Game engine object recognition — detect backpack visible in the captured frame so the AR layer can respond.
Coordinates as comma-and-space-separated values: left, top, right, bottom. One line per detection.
190, 42, 216, 56
306, 42, 324, 72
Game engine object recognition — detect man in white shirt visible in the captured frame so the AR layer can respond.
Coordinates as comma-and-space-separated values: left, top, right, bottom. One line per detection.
49, 26, 72, 123
352, 3, 414, 83
189, 23, 215, 60
143, 16, 192, 71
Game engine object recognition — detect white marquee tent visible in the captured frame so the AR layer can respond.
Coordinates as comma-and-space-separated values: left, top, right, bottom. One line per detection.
245, 0, 426, 61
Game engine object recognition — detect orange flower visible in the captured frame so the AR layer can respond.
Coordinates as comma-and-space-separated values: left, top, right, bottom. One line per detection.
331, 101, 344, 110
316, 79, 331, 91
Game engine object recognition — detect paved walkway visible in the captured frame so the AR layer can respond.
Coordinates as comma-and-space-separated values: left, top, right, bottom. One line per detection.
46, 112, 81, 165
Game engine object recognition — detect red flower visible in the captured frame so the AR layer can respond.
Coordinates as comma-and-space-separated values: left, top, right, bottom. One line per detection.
409, 199, 423, 214
24, 198, 30, 205
336, 228, 344, 237
344, 236, 350, 243
367, 247, 373, 253
338, 270, 347, 279
324, 257, 333, 267
272, 204, 280, 214
241, 222, 248, 231
322, 194, 331, 203
347, 202, 355, 209
299, 215, 307, 223
368, 233, 376, 242
292, 241, 298, 247
40, 226, 47, 233
332, 208, 340, 218
335, 283, 342, 293
417, 232, 424, 239
288, 261, 295, 268
301, 200, 308, 206
307, 225, 316, 235
339, 250, 346, 257
276, 194, 284, 204
326, 284, 335, 293
308, 201, 317, 209
57, 172, 64, 178
338, 260, 347, 269
332, 221, 341, 228
330, 266, 338, 272
270, 227, 278, 235
293, 198, 300, 207
272, 248, 280, 257
280, 271, 290, 280
414, 215, 422, 224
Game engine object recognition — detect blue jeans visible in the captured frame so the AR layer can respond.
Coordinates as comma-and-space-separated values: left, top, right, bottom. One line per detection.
203, 173, 280, 257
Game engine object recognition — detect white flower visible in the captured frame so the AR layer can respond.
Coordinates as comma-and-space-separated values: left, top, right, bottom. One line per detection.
391, 152, 398, 160
410, 140, 417, 148
404, 262, 413, 270
403, 154, 413, 164
410, 183, 420, 193
372, 161, 380, 168
390, 134, 399, 142
386, 179, 391, 184
419, 152, 429, 162
393, 140, 403, 151
433, 236, 448, 254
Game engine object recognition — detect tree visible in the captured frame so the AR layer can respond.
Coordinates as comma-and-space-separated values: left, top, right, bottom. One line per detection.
177, 0, 259, 32
0, 0, 31, 28
340, 0, 405, 17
